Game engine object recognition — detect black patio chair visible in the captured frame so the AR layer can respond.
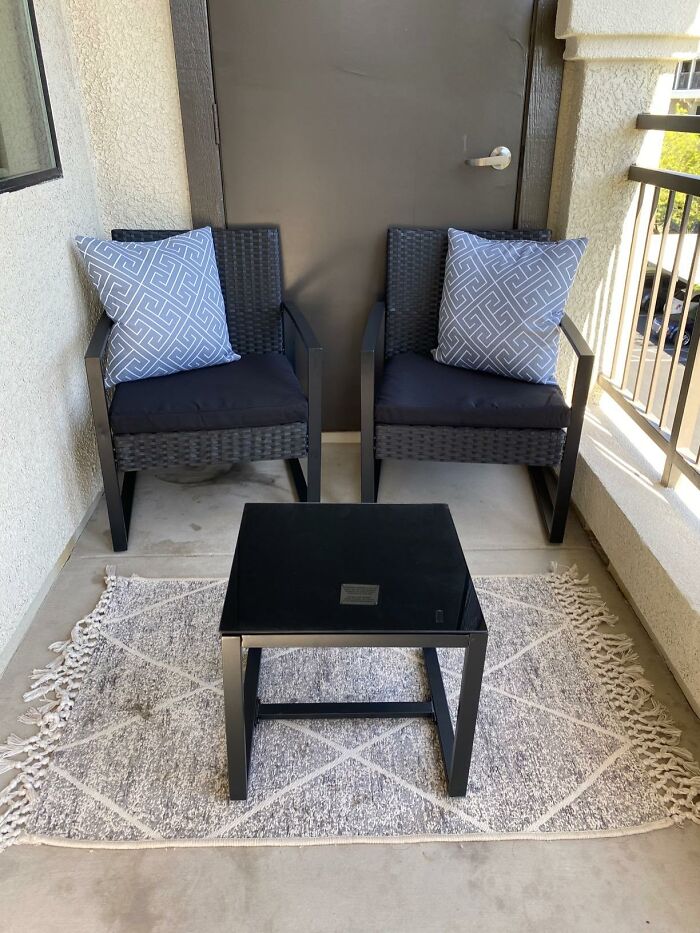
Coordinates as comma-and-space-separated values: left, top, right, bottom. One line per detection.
85, 226, 322, 552
361, 226, 594, 543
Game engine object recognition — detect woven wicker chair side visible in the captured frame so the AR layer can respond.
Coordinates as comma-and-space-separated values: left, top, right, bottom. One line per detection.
111, 227, 284, 355
114, 423, 308, 472
374, 425, 565, 465
384, 226, 551, 358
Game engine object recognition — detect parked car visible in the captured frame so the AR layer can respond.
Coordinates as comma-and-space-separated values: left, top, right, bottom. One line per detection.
651, 296, 698, 347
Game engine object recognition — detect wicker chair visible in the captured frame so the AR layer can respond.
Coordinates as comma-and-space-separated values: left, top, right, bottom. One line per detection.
361, 226, 594, 543
85, 226, 322, 552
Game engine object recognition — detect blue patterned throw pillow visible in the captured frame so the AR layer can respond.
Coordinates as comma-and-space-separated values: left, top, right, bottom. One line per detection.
434, 229, 587, 384
75, 227, 239, 388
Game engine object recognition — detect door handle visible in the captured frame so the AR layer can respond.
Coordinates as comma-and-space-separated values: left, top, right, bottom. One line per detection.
464, 146, 512, 171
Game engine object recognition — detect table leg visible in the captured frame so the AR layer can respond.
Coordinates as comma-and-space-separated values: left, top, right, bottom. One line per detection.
448, 631, 487, 797
222, 636, 248, 800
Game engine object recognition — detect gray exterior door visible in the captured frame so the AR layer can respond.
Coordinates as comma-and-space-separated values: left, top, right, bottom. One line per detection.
208, 0, 536, 429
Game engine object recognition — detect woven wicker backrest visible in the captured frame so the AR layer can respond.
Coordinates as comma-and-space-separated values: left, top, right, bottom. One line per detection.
111, 227, 284, 354
385, 226, 551, 358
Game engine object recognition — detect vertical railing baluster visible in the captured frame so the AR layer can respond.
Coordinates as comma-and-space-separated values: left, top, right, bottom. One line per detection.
645, 194, 693, 416
633, 190, 676, 403
660, 230, 700, 430
610, 184, 647, 382
662, 302, 700, 486
603, 120, 700, 488
622, 187, 660, 391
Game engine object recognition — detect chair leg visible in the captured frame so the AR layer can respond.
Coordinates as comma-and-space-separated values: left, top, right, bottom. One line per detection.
286, 458, 309, 502
529, 434, 580, 544
361, 432, 378, 503
306, 428, 322, 503
548, 433, 580, 544
98, 441, 134, 552
373, 458, 382, 502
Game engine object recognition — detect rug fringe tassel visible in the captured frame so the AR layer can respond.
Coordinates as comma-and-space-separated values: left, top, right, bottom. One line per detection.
550, 564, 700, 825
0, 569, 118, 851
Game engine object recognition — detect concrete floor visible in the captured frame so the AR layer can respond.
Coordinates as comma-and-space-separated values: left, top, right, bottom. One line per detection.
1, 443, 699, 933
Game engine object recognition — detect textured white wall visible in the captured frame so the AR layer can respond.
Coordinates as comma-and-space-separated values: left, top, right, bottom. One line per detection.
549, 1, 700, 709
549, 61, 672, 387
0, 0, 191, 664
0, 0, 103, 659
64, 0, 191, 232
556, 0, 700, 41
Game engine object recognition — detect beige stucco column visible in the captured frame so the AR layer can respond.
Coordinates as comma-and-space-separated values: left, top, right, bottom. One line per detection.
551, 1, 700, 714
548, 0, 700, 392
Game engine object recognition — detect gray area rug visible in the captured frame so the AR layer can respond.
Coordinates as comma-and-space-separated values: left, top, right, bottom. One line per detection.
1, 568, 699, 849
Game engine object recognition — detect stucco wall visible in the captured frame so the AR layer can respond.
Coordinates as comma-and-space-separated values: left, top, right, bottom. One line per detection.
0, 0, 191, 666
549, 1, 700, 711
0, 0, 103, 660
63, 0, 191, 232
556, 0, 700, 42
549, 60, 672, 388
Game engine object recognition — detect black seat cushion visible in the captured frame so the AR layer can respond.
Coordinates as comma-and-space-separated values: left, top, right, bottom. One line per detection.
375, 352, 570, 430
110, 353, 308, 435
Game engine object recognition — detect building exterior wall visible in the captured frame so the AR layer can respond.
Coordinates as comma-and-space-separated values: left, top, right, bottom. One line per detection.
63, 0, 191, 232
0, 0, 103, 662
0, 0, 190, 666
549, 61, 672, 385
549, 0, 700, 710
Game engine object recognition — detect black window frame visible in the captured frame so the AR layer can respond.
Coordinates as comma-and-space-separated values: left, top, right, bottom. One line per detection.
0, 0, 62, 195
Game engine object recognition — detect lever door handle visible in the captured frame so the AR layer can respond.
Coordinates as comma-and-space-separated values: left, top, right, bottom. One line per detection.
464, 145, 511, 170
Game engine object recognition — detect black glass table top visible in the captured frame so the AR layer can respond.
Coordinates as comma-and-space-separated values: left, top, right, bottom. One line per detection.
220, 503, 484, 636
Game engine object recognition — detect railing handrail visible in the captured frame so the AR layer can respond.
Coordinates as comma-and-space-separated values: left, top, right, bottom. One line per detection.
628, 165, 700, 197
636, 113, 700, 133
603, 120, 700, 491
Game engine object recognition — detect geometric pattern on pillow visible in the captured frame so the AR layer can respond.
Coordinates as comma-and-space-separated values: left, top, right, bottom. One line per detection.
75, 227, 239, 388
434, 229, 587, 385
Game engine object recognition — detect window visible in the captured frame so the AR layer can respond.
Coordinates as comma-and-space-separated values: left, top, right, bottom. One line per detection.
0, 0, 61, 194
675, 60, 693, 91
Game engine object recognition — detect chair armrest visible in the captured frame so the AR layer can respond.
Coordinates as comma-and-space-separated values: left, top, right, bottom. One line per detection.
559, 314, 593, 361
361, 301, 386, 460
85, 312, 112, 362
361, 300, 386, 358
281, 300, 322, 442
559, 314, 594, 423
84, 313, 114, 452
282, 300, 322, 352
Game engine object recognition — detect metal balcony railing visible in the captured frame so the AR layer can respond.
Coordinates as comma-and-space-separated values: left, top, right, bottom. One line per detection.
599, 114, 700, 489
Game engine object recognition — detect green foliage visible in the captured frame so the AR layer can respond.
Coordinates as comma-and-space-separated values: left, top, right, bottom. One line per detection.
656, 104, 700, 232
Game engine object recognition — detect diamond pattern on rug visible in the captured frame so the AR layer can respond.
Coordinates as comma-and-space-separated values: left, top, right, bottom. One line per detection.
107, 581, 224, 685
49, 692, 342, 839
227, 755, 479, 839
538, 750, 668, 833
367, 693, 623, 833
437, 588, 564, 677
57, 641, 199, 745
29, 770, 150, 842
301, 717, 406, 750
259, 646, 428, 704
105, 577, 223, 625
4, 570, 696, 849
475, 575, 563, 612
484, 628, 623, 734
